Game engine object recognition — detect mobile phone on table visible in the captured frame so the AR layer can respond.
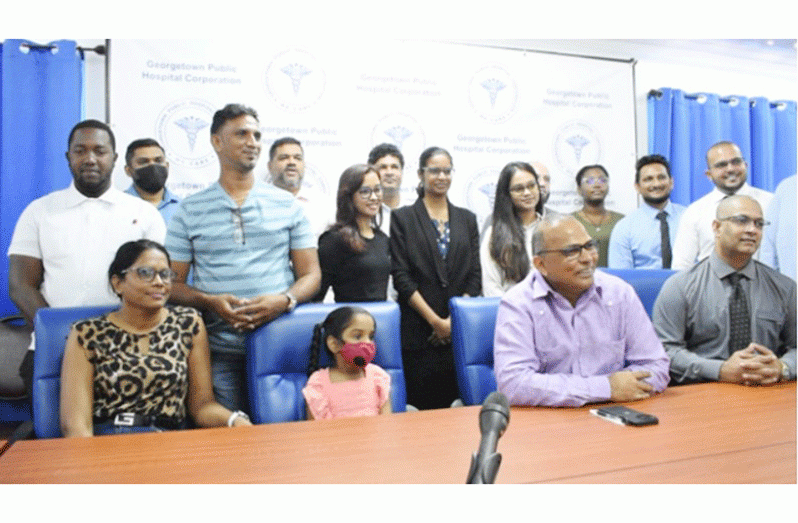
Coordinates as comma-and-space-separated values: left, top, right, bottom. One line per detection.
590, 405, 658, 426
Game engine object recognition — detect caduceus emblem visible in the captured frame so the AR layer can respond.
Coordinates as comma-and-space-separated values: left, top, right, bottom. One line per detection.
481, 78, 506, 109
566, 135, 590, 164
174, 116, 209, 152
281, 63, 312, 95
383, 126, 413, 149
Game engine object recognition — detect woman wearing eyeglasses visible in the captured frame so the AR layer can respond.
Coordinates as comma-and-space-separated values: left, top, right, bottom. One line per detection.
315, 164, 390, 302
390, 147, 481, 410
60, 239, 252, 437
481, 162, 545, 296
571, 164, 624, 267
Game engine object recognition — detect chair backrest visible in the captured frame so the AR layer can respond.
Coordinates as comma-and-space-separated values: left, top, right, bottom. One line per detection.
1, 315, 33, 423
450, 296, 502, 406
601, 268, 676, 317
33, 305, 116, 439
246, 301, 407, 424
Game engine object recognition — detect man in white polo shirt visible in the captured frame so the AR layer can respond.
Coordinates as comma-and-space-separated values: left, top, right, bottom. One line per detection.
7, 119, 166, 387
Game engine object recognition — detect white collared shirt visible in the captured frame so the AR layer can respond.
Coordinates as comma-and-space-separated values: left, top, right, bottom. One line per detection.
8, 183, 166, 308
671, 184, 773, 270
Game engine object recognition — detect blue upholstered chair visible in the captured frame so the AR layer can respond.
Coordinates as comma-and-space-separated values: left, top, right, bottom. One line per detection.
450, 296, 502, 406
601, 268, 676, 317
246, 301, 407, 424
1, 315, 33, 424
32, 305, 115, 439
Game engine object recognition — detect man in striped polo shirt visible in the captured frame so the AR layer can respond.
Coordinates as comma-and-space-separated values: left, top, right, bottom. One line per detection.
165, 104, 321, 414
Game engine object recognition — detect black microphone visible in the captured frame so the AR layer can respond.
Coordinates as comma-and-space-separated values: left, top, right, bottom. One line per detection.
466, 391, 510, 484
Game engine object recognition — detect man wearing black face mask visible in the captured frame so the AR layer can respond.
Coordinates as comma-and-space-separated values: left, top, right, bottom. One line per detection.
124, 138, 181, 225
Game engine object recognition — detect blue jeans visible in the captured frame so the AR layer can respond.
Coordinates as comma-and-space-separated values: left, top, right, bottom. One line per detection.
210, 351, 249, 414
93, 422, 162, 436
93, 418, 189, 435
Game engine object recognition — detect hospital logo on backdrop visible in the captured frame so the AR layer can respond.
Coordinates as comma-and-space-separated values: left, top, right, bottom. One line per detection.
370, 113, 426, 169
264, 49, 326, 112
156, 99, 217, 168
554, 121, 601, 176
466, 166, 502, 231
468, 65, 518, 124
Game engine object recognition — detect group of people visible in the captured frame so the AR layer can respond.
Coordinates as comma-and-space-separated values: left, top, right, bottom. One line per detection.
6, 102, 795, 437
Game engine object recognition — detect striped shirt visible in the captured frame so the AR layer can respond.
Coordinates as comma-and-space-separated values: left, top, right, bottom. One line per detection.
166, 180, 315, 297
165, 180, 315, 354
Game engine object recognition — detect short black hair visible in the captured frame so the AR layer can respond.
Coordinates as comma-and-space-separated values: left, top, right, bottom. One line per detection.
210, 104, 258, 135
269, 136, 303, 161
635, 154, 671, 184
125, 138, 164, 166
368, 143, 404, 168
575, 164, 608, 186
68, 119, 116, 152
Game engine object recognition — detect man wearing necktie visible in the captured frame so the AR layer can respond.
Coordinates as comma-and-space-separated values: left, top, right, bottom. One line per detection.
608, 155, 686, 269
652, 195, 795, 385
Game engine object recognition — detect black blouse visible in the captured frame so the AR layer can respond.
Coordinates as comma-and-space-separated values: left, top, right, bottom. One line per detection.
316, 228, 390, 302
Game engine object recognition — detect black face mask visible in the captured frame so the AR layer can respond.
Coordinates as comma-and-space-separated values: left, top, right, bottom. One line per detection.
133, 164, 168, 193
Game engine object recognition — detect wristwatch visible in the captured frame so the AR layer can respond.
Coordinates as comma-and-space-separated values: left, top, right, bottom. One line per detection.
780, 361, 790, 382
227, 410, 250, 427
283, 291, 297, 313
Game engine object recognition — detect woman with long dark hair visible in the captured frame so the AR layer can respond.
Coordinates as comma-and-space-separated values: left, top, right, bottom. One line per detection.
389, 147, 481, 410
315, 164, 390, 302
481, 162, 544, 296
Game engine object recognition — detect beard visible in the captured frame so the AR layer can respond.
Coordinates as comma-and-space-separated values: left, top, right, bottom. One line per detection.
642, 193, 670, 206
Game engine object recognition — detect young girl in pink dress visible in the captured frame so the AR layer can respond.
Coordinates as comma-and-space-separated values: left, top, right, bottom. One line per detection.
302, 306, 392, 420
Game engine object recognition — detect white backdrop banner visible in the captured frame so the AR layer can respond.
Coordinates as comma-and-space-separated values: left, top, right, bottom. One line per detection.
109, 39, 637, 227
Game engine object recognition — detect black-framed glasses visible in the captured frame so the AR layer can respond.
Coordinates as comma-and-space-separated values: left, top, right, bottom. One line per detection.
711, 157, 745, 170
537, 239, 599, 259
423, 167, 454, 177
718, 215, 769, 229
122, 267, 176, 283
357, 185, 383, 198
509, 182, 538, 195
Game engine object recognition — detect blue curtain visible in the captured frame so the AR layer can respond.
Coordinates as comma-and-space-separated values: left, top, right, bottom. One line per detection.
0, 40, 83, 316
648, 87, 797, 207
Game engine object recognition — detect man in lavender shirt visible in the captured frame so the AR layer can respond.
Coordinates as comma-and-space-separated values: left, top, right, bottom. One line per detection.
493, 214, 670, 407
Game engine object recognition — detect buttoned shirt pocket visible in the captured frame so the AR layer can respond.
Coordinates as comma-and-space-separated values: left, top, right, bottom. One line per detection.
755, 307, 786, 352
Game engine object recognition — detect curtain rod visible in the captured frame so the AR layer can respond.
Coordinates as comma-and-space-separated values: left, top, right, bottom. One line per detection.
648, 89, 789, 108
18, 41, 106, 57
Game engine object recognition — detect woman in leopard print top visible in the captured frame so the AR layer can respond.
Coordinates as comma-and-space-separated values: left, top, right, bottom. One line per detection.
60, 240, 253, 437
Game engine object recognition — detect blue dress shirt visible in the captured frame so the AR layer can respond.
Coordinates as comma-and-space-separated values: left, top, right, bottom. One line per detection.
608, 200, 686, 269
125, 184, 182, 227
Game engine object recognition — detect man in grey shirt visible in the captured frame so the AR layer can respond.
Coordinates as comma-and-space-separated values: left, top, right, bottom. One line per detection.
653, 195, 795, 385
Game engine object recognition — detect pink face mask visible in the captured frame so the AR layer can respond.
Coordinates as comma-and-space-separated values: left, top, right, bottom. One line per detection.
340, 341, 376, 368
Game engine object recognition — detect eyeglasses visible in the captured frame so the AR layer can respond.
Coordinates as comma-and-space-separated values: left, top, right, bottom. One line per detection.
122, 266, 176, 283
509, 182, 538, 195
537, 239, 599, 260
423, 167, 454, 177
711, 157, 745, 170
718, 215, 769, 229
357, 185, 383, 198
582, 177, 608, 186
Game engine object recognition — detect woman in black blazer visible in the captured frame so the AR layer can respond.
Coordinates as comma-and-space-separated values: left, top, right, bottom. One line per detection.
389, 147, 481, 410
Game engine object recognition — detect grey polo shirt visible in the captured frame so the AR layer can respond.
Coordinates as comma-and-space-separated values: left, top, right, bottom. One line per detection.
653, 250, 796, 384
